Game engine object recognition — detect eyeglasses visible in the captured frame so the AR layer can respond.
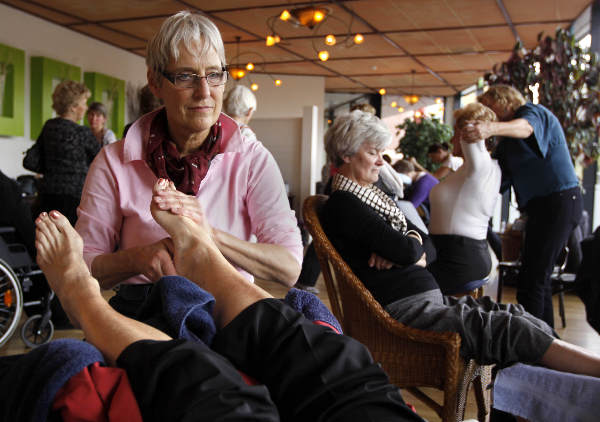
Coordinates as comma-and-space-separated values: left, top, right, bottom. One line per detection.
161, 68, 228, 89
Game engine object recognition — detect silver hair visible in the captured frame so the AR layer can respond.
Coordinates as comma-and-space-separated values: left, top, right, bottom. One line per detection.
146, 11, 226, 81
223, 85, 257, 117
325, 110, 392, 167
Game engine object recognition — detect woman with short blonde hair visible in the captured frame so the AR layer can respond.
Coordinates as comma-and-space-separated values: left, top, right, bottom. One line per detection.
428, 102, 500, 295
51, 80, 90, 116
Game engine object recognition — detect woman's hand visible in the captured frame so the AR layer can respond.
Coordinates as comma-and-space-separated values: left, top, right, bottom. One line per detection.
132, 238, 177, 282
462, 121, 492, 143
414, 252, 427, 268
368, 252, 394, 270
406, 230, 423, 245
152, 180, 213, 235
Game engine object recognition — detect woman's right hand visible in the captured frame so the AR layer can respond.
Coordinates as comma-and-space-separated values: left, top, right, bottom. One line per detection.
132, 238, 177, 282
414, 252, 427, 268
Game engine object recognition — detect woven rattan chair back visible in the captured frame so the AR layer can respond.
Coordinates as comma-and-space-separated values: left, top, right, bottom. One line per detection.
303, 195, 491, 422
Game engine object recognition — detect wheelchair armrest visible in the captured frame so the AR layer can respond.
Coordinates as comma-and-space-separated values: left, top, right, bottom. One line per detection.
0, 226, 17, 235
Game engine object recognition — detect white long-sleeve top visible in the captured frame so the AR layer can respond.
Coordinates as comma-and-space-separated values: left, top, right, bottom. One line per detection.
428, 140, 501, 240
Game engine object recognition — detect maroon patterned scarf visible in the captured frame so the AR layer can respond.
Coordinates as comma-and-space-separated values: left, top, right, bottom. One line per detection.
146, 109, 222, 195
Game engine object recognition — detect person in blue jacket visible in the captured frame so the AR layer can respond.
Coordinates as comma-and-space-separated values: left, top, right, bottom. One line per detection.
462, 84, 582, 328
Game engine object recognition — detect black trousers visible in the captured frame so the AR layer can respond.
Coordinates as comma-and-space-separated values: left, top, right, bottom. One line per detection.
517, 187, 583, 327
295, 242, 320, 287
118, 299, 423, 422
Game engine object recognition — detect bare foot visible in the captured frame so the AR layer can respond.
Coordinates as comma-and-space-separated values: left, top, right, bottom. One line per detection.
150, 179, 220, 279
150, 180, 271, 327
35, 211, 101, 327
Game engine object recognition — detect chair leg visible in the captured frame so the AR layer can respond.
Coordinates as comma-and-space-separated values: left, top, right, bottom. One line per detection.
473, 366, 493, 422
496, 269, 504, 303
558, 290, 566, 328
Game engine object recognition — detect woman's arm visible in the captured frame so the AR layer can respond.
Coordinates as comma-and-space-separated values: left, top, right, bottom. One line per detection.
212, 230, 300, 286
432, 165, 452, 180
90, 240, 177, 289
461, 140, 492, 174
325, 192, 425, 265
462, 118, 533, 143
237, 146, 303, 286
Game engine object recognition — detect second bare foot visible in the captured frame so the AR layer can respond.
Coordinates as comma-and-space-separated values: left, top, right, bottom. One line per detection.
35, 211, 101, 327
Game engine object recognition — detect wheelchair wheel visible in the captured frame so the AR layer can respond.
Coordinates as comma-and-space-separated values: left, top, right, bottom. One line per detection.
0, 259, 23, 348
21, 314, 54, 348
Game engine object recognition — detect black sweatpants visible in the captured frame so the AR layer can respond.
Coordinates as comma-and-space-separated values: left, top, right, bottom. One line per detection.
117, 299, 423, 422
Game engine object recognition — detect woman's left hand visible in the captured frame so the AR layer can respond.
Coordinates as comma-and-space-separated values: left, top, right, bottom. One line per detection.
368, 252, 394, 270
152, 180, 213, 234
462, 120, 492, 143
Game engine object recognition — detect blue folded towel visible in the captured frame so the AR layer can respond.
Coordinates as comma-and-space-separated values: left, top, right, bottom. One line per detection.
283, 287, 342, 334
137, 275, 217, 345
494, 362, 600, 422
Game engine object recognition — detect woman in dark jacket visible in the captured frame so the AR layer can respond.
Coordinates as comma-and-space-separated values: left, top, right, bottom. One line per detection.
34, 80, 100, 224
321, 110, 600, 377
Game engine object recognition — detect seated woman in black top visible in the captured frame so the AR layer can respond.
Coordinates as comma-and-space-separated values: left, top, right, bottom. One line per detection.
321, 110, 600, 375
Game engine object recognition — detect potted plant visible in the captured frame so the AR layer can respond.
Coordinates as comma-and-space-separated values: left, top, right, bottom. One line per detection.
395, 116, 453, 170
485, 28, 600, 164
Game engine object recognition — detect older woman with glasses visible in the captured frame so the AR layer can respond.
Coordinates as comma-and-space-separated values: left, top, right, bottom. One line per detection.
75, 11, 302, 318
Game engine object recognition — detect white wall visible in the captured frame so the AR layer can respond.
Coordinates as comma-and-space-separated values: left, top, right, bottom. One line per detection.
0, 3, 147, 178
251, 117, 302, 211
233, 74, 326, 215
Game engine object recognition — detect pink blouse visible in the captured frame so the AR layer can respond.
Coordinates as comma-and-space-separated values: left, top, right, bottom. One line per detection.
75, 110, 303, 285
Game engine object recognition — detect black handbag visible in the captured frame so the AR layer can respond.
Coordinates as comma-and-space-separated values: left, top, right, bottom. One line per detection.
23, 140, 44, 173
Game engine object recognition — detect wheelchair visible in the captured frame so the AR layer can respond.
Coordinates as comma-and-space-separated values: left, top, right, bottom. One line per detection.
0, 226, 55, 349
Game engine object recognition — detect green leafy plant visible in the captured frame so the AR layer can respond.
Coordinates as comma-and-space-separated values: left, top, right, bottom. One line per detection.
485, 28, 600, 162
395, 116, 453, 170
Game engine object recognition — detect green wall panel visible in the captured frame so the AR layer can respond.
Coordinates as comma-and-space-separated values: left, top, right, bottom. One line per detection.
84, 72, 125, 137
30, 56, 81, 139
0, 43, 25, 137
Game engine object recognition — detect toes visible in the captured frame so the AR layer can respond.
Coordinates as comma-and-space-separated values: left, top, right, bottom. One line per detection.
153, 178, 170, 195
49, 210, 75, 235
36, 212, 60, 240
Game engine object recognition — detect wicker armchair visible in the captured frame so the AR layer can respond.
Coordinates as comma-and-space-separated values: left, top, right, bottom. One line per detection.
303, 195, 491, 422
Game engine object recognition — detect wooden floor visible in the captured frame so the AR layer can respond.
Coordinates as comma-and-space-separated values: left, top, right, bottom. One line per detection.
2, 275, 599, 421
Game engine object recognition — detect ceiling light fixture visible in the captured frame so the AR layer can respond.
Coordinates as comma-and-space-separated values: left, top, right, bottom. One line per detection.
266, 5, 364, 62
318, 50, 330, 61
228, 36, 283, 91
379, 88, 386, 96
404, 70, 420, 105
325, 34, 336, 46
